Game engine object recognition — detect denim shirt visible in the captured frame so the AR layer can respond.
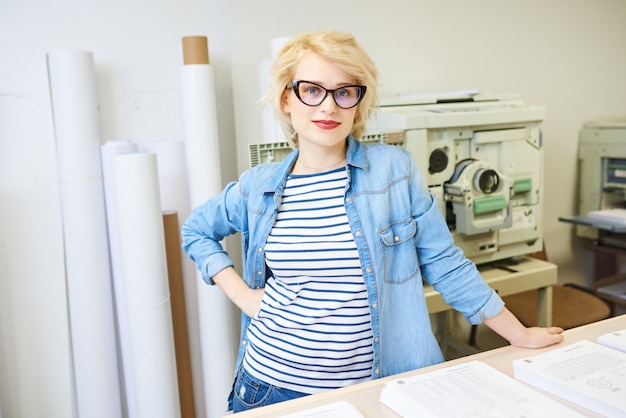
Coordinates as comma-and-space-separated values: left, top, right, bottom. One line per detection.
182, 135, 504, 392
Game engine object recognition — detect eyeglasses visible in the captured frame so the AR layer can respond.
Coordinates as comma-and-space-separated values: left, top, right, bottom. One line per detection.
290, 80, 366, 109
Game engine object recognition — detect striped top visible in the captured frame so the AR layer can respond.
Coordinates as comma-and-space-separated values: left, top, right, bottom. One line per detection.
242, 167, 373, 394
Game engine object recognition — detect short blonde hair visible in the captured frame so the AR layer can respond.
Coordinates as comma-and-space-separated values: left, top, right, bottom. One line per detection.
265, 30, 379, 148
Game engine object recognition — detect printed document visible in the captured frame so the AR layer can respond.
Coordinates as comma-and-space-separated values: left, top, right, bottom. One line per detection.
513, 340, 626, 417
598, 328, 626, 353
380, 360, 581, 417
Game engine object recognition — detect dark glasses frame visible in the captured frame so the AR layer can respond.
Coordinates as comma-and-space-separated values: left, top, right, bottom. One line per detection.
290, 80, 367, 109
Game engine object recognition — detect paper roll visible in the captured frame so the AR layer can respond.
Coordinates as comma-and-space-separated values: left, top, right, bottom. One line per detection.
259, 58, 286, 144
141, 140, 202, 418
141, 141, 191, 217
163, 212, 196, 418
47, 50, 122, 418
112, 153, 180, 418
180, 36, 238, 418
100, 140, 140, 418
180, 69, 222, 199
260, 37, 290, 144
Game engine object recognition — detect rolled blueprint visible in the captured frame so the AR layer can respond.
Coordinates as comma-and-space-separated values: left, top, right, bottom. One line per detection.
101, 140, 139, 418
180, 35, 238, 418
112, 153, 180, 418
46, 50, 122, 418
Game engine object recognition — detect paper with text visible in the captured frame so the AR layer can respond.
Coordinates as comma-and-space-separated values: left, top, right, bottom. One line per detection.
514, 340, 626, 417
380, 360, 581, 417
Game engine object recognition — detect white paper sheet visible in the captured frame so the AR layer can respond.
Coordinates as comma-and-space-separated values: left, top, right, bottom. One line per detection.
382, 360, 582, 418
598, 328, 626, 353
513, 340, 626, 417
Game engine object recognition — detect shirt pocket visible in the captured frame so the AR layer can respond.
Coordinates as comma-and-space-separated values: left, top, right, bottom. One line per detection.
378, 218, 420, 284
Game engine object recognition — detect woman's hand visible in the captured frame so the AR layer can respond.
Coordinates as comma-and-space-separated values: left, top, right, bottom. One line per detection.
508, 326, 565, 348
484, 307, 564, 348
213, 267, 265, 317
237, 287, 265, 318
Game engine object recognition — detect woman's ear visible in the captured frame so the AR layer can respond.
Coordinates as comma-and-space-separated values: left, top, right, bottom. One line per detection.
280, 91, 291, 115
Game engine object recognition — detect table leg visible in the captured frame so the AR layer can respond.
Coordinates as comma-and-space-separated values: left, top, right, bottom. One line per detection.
536, 285, 553, 327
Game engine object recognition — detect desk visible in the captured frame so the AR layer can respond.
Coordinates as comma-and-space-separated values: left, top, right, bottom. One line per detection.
230, 314, 626, 418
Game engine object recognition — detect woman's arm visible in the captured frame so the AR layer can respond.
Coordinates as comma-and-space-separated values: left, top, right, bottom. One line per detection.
483, 307, 564, 348
213, 267, 264, 318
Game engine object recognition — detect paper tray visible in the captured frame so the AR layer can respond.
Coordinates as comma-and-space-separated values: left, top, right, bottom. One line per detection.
558, 215, 626, 233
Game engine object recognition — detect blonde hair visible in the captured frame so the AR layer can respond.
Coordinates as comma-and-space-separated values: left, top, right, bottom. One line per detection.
265, 30, 379, 148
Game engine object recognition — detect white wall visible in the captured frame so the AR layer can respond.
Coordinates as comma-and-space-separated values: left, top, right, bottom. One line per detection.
1, 1, 626, 417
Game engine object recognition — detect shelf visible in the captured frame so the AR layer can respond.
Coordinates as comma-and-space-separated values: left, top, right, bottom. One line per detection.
558, 215, 626, 233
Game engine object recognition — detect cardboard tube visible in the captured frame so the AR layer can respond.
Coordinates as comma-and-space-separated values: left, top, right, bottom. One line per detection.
182, 36, 209, 65
163, 211, 196, 418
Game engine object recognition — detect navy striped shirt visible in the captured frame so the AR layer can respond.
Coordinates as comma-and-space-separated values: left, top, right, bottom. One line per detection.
242, 167, 373, 394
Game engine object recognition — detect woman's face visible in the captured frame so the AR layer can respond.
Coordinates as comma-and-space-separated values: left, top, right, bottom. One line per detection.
281, 51, 358, 151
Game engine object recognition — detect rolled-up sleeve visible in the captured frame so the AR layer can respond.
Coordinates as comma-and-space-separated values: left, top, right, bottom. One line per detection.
181, 180, 243, 285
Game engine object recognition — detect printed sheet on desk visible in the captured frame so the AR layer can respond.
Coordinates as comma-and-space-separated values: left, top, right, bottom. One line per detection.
513, 340, 626, 418
598, 328, 626, 353
380, 360, 582, 418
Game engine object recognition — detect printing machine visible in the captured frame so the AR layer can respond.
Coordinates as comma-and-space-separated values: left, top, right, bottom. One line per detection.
560, 118, 626, 246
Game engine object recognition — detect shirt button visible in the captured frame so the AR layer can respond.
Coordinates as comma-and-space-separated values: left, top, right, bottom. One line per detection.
258, 247, 263, 252
346, 197, 351, 203
257, 271, 262, 275
394, 236, 400, 242
374, 336, 379, 342
355, 231, 362, 237
366, 267, 371, 273
372, 303, 378, 309
375, 368, 380, 375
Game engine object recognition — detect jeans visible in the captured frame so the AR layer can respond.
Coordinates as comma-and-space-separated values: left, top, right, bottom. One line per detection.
232, 366, 309, 413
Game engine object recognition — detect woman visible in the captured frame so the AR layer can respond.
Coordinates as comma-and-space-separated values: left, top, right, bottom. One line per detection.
181, 30, 564, 413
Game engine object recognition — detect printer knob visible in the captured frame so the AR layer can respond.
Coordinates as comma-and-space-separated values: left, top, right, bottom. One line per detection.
429, 149, 448, 174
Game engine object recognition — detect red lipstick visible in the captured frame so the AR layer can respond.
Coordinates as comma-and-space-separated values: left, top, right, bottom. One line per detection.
313, 120, 340, 130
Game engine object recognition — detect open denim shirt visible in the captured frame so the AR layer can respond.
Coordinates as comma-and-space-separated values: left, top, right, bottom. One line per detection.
182, 135, 504, 405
